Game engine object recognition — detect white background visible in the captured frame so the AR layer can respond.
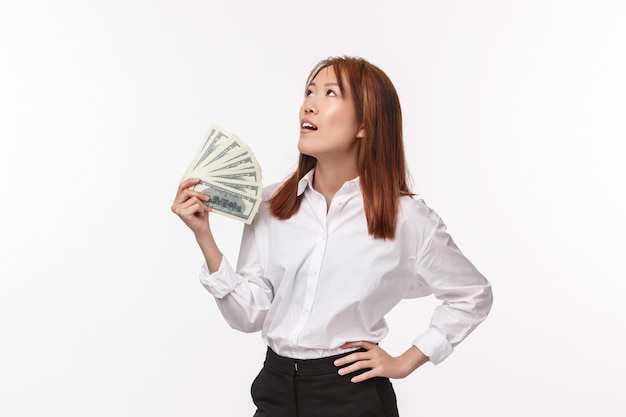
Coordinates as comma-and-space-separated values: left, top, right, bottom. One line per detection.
1, 1, 625, 416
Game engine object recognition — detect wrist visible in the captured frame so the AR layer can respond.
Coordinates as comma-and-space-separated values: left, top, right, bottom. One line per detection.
400, 346, 429, 375
195, 231, 222, 273
194, 229, 214, 245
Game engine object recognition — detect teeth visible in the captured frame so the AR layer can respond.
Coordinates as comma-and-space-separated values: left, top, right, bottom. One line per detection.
303, 122, 315, 129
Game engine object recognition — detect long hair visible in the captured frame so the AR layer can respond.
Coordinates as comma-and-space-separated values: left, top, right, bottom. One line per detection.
269, 56, 413, 239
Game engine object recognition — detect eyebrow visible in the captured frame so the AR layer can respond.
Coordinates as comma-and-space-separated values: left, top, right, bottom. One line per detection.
309, 81, 340, 88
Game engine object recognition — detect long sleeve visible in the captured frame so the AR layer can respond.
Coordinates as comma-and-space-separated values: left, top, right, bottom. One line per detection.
411, 213, 493, 365
199, 215, 274, 333
196, 177, 492, 361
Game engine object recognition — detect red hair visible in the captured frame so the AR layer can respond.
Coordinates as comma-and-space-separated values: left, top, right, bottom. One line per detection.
269, 56, 413, 239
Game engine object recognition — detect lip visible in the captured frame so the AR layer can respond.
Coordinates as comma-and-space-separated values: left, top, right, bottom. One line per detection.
300, 118, 317, 133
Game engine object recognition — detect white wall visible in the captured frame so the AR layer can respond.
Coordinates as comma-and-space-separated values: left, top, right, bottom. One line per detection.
1, 1, 624, 416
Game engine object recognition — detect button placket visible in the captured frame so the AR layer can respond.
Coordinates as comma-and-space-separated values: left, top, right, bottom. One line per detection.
287, 195, 328, 346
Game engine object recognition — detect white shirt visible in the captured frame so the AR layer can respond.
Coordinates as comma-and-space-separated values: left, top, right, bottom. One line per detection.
200, 170, 492, 365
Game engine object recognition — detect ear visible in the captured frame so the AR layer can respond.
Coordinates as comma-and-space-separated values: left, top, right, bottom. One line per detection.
356, 126, 365, 139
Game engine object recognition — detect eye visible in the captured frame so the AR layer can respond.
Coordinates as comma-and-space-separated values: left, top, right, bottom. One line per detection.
305, 88, 313, 96
326, 89, 337, 96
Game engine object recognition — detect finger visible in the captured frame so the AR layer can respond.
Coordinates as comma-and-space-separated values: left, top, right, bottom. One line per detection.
337, 358, 372, 376
172, 188, 209, 211
340, 340, 377, 350
334, 342, 379, 367
334, 350, 372, 367
178, 177, 202, 190
350, 368, 379, 383
176, 195, 204, 210
176, 205, 205, 222
173, 178, 203, 202
187, 190, 210, 203
175, 198, 209, 220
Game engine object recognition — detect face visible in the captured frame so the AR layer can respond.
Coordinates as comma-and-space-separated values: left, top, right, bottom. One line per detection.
298, 66, 363, 162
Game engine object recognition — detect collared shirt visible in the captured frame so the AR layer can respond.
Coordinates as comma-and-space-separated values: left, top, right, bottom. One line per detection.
200, 170, 492, 364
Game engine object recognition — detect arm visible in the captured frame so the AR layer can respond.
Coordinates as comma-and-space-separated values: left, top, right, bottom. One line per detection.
336, 212, 492, 382
172, 178, 273, 332
171, 177, 223, 272
334, 342, 430, 383
411, 214, 493, 365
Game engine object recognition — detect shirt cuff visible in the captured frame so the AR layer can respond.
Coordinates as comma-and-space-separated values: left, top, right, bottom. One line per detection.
198, 257, 239, 299
413, 327, 454, 365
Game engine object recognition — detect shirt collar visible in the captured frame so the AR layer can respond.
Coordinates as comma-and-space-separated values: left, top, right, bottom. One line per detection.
297, 169, 361, 196
297, 170, 315, 196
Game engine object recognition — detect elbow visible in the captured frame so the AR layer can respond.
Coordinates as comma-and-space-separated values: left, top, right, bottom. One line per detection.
228, 319, 264, 333
484, 283, 494, 313
474, 282, 493, 322
220, 307, 267, 333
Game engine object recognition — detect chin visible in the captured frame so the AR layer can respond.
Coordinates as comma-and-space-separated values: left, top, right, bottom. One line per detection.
297, 139, 316, 157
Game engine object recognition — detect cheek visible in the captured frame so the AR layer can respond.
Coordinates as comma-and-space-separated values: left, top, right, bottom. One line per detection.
327, 105, 357, 132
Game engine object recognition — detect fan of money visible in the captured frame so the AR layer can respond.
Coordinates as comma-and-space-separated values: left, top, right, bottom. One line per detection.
181, 124, 263, 224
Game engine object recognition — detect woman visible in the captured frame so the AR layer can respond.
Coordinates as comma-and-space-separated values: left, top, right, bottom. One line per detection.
172, 56, 493, 417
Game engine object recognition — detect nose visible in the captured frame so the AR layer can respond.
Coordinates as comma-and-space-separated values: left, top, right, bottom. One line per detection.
303, 99, 317, 115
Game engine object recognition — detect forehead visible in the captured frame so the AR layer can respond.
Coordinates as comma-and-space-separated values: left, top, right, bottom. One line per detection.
311, 66, 338, 83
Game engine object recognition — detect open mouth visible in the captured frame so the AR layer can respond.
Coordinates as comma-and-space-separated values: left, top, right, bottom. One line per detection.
302, 122, 318, 131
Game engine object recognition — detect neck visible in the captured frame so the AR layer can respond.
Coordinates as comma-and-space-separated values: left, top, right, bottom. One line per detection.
312, 159, 359, 210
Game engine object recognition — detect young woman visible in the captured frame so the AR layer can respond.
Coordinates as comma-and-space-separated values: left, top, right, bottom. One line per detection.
172, 56, 493, 417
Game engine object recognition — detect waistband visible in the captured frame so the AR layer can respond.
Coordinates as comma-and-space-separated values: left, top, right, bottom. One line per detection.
264, 347, 366, 377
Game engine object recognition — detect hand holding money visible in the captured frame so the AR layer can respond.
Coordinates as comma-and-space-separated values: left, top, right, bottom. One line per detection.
180, 124, 263, 224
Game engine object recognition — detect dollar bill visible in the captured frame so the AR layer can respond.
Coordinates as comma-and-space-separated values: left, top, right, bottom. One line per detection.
209, 177, 262, 197
182, 125, 233, 180
192, 180, 261, 224
208, 154, 259, 173
210, 170, 262, 183
181, 123, 263, 224
196, 138, 247, 170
